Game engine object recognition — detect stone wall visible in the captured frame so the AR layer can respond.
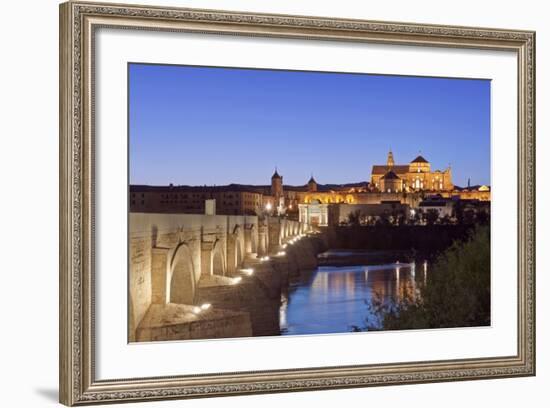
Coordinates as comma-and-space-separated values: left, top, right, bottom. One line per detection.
129, 212, 307, 342
135, 303, 252, 342
128, 233, 152, 341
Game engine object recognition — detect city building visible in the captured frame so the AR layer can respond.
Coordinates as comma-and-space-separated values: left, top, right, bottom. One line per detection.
129, 151, 490, 222
370, 150, 453, 192
418, 197, 455, 219
326, 202, 411, 226
129, 184, 264, 215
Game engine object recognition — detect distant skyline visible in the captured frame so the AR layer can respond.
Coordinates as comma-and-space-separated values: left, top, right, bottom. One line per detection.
129, 63, 491, 187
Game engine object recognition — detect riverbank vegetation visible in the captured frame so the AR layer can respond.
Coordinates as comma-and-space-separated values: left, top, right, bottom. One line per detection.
343, 199, 490, 227
367, 226, 491, 330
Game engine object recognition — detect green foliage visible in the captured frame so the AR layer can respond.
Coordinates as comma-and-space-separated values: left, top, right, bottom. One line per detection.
375, 212, 391, 226
370, 226, 490, 330
423, 209, 439, 226
410, 209, 423, 225
439, 214, 453, 225
347, 210, 362, 226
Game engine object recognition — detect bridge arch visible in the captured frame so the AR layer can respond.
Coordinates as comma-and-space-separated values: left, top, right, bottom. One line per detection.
169, 243, 195, 304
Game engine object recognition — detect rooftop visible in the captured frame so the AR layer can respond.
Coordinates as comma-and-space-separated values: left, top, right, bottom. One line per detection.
411, 155, 429, 163
130, 181, 370, 194
381, 170, 401, 180
371, 165, 410, 175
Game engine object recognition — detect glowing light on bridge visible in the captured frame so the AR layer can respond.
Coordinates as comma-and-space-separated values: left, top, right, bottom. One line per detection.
395, 266, 401, 288
240, 268, 254, 276
260, 256, 270, 262
423, 260, 428, 285
265, 203, 272, 211
200, 303, 211, 311
277, 251, 286, 257
192, 306, 202, 314
232, 277, 242, 285
288, 237, 300, 245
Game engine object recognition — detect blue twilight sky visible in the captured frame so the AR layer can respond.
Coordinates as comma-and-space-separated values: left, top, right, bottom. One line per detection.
129, 63, 490, 187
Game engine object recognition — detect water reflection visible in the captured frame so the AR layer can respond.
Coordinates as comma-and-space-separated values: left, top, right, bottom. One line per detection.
281, 262, 424, 336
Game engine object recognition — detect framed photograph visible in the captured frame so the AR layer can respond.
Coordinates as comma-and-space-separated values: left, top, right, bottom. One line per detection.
59, 1, 536, 405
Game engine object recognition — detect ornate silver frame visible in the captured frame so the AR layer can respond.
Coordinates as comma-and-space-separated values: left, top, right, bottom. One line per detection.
59, 1, 536, 405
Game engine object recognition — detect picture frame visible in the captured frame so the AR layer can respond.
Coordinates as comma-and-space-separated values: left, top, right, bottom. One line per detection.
59, 1, 536, 405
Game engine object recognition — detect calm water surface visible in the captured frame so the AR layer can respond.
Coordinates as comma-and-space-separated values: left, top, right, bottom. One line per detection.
280, 260, 427, 336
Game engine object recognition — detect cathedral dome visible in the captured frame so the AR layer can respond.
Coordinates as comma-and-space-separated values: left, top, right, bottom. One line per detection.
411, 155, 429, 163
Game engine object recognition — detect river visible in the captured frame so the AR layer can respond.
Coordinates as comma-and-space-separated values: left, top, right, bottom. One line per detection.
280, 253, 427, 336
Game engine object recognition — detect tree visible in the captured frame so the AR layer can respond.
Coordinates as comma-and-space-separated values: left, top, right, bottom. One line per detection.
347, 210, 362, 226
463, 209, 475, 224
453, 200, 465, 224
476, 209, 490, 225
375, 212, 391, 226
423, 209, 440, 226
439, 214, 453, 225
395, 209, 407, 226
409, 209, 423, 225
368, 226, 490, 330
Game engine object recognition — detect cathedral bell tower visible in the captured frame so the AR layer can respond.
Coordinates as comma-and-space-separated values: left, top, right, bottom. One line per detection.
271, 168, 284, 215
271, 168, 283, 198
387, 150, 395, 168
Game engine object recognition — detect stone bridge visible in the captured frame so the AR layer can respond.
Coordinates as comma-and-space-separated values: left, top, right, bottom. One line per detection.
129, 213, 310, 342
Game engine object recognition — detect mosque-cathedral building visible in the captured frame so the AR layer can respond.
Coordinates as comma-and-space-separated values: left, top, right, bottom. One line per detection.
130, 151, 490, 225
371, 151, 453, 193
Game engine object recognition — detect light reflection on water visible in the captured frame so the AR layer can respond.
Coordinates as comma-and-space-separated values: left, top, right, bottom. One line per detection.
281, 262, 424, 336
